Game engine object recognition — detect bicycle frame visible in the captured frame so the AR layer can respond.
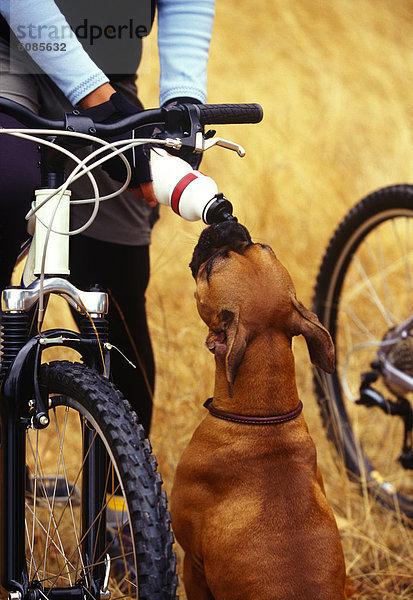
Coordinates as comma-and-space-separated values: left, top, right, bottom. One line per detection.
0, 149, 112, 598
0, 96, 263, 599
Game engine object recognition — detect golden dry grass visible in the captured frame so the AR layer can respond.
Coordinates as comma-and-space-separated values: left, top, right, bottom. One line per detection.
139, 1, 413, 598
38, 1, 413, 598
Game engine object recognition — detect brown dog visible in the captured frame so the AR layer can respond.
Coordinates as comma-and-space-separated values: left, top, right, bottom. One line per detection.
171, 222, 347, 600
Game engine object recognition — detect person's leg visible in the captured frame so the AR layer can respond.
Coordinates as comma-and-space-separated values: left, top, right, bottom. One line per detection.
0, 39, 42, 289
69, 235, 154, 433
0, 114, 40, 290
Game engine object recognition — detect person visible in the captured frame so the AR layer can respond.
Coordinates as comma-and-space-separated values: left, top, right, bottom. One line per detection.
0, 0, 215, 434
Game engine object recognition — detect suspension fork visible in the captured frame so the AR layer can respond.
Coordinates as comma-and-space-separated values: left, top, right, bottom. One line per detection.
0, 408, 28, 597
79, 313, 110, 592
0, 313, 31, 597
0, 309, 110, 598
81, 421, 108, 592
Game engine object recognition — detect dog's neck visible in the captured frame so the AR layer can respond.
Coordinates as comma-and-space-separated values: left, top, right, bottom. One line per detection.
212, 330, 300, 416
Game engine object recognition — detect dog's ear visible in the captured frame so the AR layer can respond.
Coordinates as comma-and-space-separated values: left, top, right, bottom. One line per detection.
206, 309, 248, 397
290, 295, 335, 373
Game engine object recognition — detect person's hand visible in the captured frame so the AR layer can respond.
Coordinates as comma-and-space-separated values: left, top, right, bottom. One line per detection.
79, 84, 157, 206
129, 181, 157, 207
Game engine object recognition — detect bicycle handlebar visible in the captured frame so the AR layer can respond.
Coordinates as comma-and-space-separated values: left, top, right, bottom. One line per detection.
0, 97, 263, 138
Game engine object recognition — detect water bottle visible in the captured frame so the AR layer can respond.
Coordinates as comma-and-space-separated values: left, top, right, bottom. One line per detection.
150, 148, 236, 223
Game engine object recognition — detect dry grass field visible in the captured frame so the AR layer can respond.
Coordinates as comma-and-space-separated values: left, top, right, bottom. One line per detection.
38, 1, 413, 598
139, 1, 413, 598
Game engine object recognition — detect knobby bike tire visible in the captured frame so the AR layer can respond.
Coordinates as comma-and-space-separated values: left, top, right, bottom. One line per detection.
312, 184, 413, 517
24, 360, 177, 599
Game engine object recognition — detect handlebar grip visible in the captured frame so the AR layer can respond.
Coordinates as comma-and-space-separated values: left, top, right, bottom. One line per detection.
198, 103, 263, 125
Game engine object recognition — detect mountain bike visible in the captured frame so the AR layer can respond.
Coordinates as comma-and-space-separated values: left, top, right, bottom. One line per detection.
313, 184, 413, 517
0, 97, 263, 600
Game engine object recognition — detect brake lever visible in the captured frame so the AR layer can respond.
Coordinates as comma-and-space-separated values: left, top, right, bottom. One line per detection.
200, 134, 246, 157
162, 103, 246, 157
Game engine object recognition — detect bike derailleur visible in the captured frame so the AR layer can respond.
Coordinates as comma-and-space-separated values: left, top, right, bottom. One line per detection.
356, 362, 413, 469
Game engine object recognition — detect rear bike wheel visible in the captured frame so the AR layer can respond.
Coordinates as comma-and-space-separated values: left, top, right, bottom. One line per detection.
313, 185, 413, 516
24, 360, 177, 599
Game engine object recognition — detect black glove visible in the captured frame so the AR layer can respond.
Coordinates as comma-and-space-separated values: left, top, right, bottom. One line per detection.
81, 91, 152, 187
160, 97, 204, 170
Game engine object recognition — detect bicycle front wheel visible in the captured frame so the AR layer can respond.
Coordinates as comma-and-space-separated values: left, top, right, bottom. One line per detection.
24, 360, 176, 599
313, 185, 413, 516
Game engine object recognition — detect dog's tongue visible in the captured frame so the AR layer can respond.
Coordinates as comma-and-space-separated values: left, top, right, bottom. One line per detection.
190, 222, 253, 278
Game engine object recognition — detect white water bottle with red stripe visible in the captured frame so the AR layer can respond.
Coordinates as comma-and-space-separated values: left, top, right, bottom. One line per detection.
150, 148, 235, 223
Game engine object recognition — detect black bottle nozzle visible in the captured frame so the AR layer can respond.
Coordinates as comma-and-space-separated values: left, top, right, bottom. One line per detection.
203, 193, 237, 224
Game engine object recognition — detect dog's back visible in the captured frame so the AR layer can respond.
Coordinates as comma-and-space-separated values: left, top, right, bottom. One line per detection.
172, 413, 346, 600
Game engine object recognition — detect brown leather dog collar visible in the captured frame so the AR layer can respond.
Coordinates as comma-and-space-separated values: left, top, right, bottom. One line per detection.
203, 398, 303, 425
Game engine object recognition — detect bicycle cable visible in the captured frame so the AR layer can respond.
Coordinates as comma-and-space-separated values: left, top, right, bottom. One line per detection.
0, 128, 180, 332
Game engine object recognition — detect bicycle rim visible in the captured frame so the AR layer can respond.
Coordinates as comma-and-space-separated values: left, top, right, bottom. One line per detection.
24, 361, 176, 599
313, 185, 413, 515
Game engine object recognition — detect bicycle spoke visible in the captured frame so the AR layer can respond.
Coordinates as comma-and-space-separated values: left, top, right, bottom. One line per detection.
43, 406, 75, 587
25, 514, 38, 582
26, 406, 102, 589
372, 227, 403, 323
51, 406, 84, 577
337, 298, 377, 342
32, 430, 39, 582
394, 217, 413, 313
25, 501, 78, 575
41, 434, 126, 591
26, 430, 73, 585
352, 253, 395, 328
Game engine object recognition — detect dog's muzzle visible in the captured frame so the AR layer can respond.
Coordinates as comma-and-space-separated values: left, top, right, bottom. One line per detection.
190, 221, 253, 279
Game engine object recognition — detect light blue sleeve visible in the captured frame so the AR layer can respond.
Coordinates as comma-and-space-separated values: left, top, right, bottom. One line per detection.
0, 0, 109, 105
0, 0, 215, 107
157, 0, 215, 106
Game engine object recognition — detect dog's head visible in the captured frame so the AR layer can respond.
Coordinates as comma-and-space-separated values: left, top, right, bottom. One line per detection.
191, 222, 334, 396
